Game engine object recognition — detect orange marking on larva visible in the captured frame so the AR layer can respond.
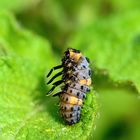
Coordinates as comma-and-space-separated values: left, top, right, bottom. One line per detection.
87, 78, 92, 86
77, 99, 83, 106
79, 79, 87, 85
69, 96, 83, 105
79, 78, 92, 86
69, 51, 82, 62
74, 53, 82, 62
60, 93, 83, 106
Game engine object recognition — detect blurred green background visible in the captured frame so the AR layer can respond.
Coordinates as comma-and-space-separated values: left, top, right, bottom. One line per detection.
0, 0, 140, 140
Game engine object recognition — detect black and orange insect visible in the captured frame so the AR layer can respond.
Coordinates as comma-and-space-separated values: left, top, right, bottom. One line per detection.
46, 48, 92, 125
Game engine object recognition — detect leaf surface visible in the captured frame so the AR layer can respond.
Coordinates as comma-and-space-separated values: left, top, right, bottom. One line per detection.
0, 12, 97, 140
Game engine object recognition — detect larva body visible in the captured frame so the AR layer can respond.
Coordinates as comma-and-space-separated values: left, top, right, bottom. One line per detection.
47, 48, 92, 125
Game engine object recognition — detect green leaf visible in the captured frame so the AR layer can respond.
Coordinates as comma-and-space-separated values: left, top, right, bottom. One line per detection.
0, 1, 39, 12
0, 12, 97, 140
69, 11, 140, 93
93, 75, 140, 140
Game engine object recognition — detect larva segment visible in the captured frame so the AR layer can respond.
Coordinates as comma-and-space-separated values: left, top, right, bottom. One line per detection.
61, 110, 81, 118
60, 93, 83, 106
60, 102, 81, 111
64, 86, 87, 99
68, 82, 90, 93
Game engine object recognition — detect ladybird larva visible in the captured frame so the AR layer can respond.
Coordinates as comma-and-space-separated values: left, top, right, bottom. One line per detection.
46, 48, 92, 125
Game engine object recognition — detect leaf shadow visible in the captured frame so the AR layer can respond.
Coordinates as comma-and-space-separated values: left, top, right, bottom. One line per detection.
32, 77, 63, 124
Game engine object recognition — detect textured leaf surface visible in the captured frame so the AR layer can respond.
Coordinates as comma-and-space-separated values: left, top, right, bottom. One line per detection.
69, 11, 140, 93
0, 12, 97, 140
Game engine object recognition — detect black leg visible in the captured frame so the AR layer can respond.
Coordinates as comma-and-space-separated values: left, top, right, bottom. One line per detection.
52, 91, 62, 97
52, 80, 64, 86
46, 80, 64, 95
47, 71, 63, 85
46, 65, 63, 78
46, 86, 56, 95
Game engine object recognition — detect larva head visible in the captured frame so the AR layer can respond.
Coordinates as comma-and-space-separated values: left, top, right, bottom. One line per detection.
64, 48, 82, 63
